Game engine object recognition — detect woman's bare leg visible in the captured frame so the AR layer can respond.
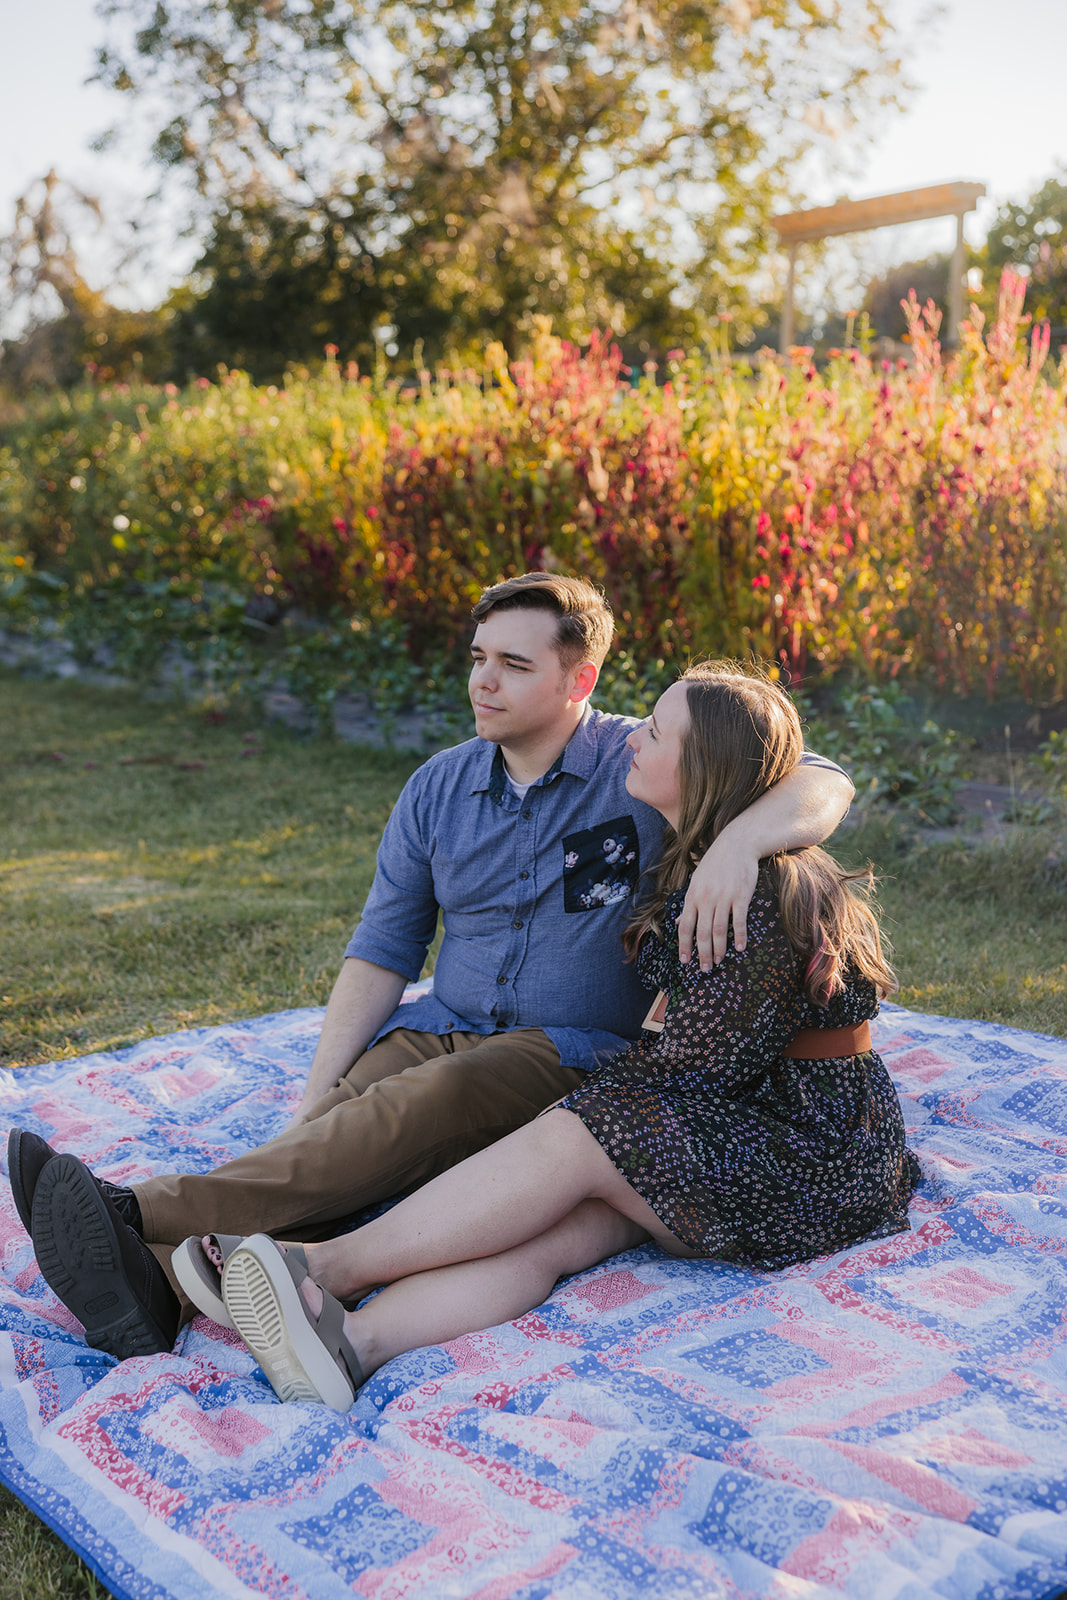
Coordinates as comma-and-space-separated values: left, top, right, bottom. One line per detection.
345, 1199, 646, 1379
302, 1108, 695, 1305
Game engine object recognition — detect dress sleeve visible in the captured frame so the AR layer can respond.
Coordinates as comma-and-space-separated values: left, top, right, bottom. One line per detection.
628, 871, 809, 1097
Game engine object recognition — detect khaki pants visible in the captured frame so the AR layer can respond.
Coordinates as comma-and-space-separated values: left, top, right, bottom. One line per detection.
136, 1026, 582, 1301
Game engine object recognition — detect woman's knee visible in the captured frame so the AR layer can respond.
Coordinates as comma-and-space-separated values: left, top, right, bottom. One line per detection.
524, 1199, 644, 1281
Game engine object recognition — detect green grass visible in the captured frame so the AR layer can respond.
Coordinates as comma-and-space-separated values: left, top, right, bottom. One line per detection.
1, 671, 1065, 1596
838, 819, 1067, 1038
1, 673, 421, 1068
0, 674, 423, 1598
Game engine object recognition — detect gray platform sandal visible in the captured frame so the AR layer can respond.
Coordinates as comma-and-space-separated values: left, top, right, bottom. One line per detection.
172, 1233, 246, 1329
221, 1233, 364, 1412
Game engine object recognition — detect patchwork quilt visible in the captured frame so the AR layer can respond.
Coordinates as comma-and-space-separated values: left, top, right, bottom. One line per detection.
1, 1001, 1066, 1600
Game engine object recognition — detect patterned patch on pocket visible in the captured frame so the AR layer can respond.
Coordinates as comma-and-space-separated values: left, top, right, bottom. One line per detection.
562, 815, 640, 911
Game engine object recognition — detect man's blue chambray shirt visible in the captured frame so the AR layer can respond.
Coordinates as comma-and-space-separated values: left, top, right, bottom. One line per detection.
345, 706, 846, 1072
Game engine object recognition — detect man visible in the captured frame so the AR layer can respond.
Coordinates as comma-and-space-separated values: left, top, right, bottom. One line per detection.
13, 573, 853, 1359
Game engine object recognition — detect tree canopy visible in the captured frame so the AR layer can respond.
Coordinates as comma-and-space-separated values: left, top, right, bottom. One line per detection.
981, 170, 1067, 335
92, 0, 904, 372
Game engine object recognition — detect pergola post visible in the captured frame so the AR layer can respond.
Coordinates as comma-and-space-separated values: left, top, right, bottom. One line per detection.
947, 210, 967, 346
780, 244, 798, 356
771, 183, 985, 354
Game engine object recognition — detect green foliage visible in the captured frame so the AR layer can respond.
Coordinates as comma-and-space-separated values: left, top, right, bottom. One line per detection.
164, 205, 388, 384
803, 682, 964, 825
92, 0, 904, 364
593, 650, 675, 720
3, 272, 1066, 704
979, 169, 1067, 334
0, 172, 175, 395
1036, 728, 1067, 793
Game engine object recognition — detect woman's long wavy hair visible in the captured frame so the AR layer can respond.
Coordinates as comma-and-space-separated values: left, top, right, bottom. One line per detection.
623, 663, 896, 1006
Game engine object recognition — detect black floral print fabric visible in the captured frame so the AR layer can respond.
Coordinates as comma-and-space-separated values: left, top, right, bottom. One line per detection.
559, 867, 918, 1269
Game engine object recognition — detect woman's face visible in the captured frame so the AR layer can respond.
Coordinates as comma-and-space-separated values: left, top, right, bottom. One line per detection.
625, 682, 690, 828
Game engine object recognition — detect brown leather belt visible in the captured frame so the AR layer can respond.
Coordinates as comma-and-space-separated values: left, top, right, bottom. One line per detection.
783, 1022, 872, 1059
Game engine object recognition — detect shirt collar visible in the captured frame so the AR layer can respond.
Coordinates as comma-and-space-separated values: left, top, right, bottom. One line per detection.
470, 704, 600, 796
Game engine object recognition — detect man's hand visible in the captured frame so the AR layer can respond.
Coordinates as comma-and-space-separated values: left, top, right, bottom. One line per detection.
289, 958, 408, 1124
678, 760, 853, 969
678, 840, 758, 968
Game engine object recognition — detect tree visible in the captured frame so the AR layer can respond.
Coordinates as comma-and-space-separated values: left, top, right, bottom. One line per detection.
0, 170, 171, 390
980, 170, 1067, 336
95, 0, 905, 366
862, 252, 949, 342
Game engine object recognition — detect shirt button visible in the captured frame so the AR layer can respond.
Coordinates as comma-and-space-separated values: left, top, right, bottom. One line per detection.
513, 919, 524, 929
519, 869, 529, 879
497, 974, 507, 984
523, 808, 533, 819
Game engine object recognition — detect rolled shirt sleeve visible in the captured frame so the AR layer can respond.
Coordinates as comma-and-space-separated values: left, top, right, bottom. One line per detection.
345, 781, 440, 981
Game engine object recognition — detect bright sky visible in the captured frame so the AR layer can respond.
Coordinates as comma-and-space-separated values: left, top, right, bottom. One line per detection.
3, 0, 1066, 317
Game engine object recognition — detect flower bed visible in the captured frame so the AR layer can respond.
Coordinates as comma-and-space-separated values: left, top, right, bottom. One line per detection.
2, 274, 1065, 699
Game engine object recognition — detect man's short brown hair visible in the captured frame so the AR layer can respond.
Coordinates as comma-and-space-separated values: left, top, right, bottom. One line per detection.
471, 573, 615, 670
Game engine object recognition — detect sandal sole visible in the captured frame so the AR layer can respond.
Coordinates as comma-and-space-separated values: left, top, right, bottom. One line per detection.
32, 1156, 174, 1360
222, 1236, 354, 1412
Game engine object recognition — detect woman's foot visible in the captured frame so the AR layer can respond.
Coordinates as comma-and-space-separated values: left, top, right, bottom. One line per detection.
172, 1234, 247, 1329
221, 1234, 363, 1411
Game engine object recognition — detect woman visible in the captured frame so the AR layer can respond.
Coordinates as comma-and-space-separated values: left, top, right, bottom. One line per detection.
188, 664, 917, 1412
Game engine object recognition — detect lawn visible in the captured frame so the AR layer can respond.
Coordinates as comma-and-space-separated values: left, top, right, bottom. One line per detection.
1, 670, 1065, 1595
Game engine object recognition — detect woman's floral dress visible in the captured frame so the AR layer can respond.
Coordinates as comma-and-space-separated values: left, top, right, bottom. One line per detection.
559, 867, 918, 1269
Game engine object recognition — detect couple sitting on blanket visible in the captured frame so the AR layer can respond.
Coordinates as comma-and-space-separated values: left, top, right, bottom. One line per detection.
9, 573, 917, 1413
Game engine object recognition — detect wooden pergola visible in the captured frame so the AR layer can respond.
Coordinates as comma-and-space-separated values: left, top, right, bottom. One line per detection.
772, 180, 987, 352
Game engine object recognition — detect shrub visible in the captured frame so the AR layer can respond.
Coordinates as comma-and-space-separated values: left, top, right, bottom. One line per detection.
2, 272, 1065, 700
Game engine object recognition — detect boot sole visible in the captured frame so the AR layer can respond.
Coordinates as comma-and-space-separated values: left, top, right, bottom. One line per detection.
32, 1156, 173, 1359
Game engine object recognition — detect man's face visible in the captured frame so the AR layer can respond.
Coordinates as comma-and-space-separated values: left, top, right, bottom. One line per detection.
468, 608, 586, 749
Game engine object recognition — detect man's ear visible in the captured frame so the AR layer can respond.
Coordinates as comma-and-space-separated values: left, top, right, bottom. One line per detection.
569, 660, 599, 704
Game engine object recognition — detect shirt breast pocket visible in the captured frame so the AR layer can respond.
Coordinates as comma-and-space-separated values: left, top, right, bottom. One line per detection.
562, 815, 640, 912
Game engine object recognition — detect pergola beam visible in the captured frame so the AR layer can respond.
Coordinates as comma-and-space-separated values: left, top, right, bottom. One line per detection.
772, 181, 986, 352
